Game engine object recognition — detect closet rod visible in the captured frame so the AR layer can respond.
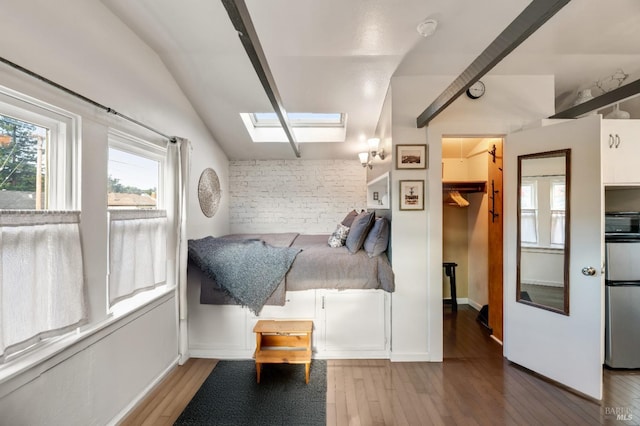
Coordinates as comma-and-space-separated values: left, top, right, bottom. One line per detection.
0, 56, 176, 143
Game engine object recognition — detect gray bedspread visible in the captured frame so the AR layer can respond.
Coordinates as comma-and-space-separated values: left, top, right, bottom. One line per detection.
188, 235, 301, 314
287, 234, 395, 292
193, 233, 395, 310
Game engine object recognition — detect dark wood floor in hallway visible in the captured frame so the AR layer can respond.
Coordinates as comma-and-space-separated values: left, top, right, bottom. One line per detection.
122, 305, 640, 425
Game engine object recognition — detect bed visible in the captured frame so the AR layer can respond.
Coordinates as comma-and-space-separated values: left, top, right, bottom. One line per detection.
188, 211, 394, 314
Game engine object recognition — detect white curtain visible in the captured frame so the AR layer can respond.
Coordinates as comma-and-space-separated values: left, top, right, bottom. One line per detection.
521, 209, 538, 244
108, 209, 167, 306
167, 138, 191, 365
550, 210, 565, 246
0, 210, 86, 361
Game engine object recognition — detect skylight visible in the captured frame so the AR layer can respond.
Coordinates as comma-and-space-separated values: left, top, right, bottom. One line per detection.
240, 112, 347, 143
250, 112, 345, 128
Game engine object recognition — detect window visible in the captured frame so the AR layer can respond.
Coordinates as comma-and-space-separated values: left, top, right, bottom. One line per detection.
108, 131, 163, 209
0, 87, 77, 210
250, 112, 345, 128
550, 180, 566, 246
0, 87, 83, 363
0, 116, 47, 209
520, 177, 566, 248
520, 180, 538, 245
107, 130, 167, 309
239, 112, 347, 143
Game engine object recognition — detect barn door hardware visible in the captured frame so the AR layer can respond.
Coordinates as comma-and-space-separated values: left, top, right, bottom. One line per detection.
488, 144, 497, 163
489, 179, 500, 223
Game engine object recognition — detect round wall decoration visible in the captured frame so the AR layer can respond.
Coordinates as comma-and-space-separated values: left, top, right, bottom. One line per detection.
197, 168, 221, 218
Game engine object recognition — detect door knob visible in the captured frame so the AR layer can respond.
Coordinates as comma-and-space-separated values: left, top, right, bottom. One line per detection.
582, 266, 597, 276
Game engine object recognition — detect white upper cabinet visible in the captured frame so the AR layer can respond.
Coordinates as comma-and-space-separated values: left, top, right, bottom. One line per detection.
602, 119, 640, 185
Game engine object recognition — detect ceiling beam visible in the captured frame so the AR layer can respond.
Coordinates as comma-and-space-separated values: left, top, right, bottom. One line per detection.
221, 0, 301, 158
550, 78, 640, 118
416, 0, 571, 128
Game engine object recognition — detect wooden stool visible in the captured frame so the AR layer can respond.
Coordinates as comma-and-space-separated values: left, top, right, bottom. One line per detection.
253, 320, 313, 384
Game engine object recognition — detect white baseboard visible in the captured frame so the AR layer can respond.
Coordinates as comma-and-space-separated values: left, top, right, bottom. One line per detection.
467, 299, 483, 311
179, 351, 190, 365
190, 348, 252, 359
107, 355, 180, 426
317, 350, 390, 359
443, 297, 469, 305
190, 348, 391, 360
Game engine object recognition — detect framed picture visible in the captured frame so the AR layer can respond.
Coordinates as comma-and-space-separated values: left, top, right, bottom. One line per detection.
399, 180, 424, 210
396, 144, 427, 169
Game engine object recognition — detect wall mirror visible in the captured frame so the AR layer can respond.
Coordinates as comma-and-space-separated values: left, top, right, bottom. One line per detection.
517, 149, 571, 315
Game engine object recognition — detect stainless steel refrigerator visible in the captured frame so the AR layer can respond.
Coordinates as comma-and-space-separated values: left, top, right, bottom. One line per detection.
605, 238, 640, 368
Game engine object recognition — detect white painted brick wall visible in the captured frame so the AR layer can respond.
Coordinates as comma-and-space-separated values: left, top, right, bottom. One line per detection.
229, 160, 367, 234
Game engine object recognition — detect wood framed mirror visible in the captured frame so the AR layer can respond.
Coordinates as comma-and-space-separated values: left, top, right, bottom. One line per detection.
516, 149, 571, 315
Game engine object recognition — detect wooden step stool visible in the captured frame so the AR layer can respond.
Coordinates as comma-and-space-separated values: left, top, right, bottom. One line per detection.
253, 320, 313, 384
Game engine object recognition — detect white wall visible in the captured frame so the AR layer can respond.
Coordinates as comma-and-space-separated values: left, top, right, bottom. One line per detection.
0, 1, 228, 424
520, 249, 564, 287
0, 297, 177, 426
229, 160, 366, 234
368, 86, 394, 183
389, 74, 555, 361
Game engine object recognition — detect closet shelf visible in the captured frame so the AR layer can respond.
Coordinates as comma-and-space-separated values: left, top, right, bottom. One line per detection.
442, 181, 487, 193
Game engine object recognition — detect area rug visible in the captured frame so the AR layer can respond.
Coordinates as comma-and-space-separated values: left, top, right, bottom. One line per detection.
174, 359, 326, 426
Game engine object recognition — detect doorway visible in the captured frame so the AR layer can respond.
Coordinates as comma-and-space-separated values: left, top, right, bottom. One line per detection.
441, 136, 504, 342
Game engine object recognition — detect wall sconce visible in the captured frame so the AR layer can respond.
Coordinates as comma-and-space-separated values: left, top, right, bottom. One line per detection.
359, 152, 372, 169
358, 137, 385, 168
368, 138, 386, 160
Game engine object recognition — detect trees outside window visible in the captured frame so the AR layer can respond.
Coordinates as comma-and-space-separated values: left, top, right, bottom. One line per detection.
0, 115, 48, 209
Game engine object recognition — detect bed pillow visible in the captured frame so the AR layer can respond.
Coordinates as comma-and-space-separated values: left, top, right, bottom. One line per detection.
345, 211, 375, 254
364, 217, 390, 257
341, 209, 359, 227
328, 223, 350, 248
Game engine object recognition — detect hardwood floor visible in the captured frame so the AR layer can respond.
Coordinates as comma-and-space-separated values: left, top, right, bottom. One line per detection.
121, 306, 640, 425
120, 358, 218, 426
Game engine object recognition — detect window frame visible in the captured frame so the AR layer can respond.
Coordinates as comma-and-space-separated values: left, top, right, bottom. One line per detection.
107, 129, 165, 210
521, 176, 567, 249
249, 112, 345, 128
520, 179, 539, 246
0, 85, 80, 210
0, 86, 81, 369
106, 129, 169, 315
549, 179, 566, 247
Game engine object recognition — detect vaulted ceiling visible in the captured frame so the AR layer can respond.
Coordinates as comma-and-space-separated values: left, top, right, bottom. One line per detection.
101, 0, 640, 160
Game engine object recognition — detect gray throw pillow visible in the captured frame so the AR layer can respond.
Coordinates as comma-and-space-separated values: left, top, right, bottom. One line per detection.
364, 218, 390, 257
345, 211, 375, 254
341, 209, 359, 227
